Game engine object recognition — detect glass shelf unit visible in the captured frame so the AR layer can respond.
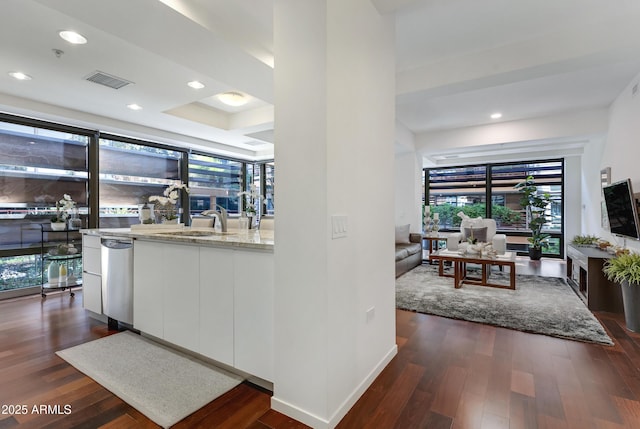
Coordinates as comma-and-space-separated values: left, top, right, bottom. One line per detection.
38, 224, 83, 298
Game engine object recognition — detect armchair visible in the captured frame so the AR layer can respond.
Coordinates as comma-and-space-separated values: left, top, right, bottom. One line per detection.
446, 212, 506, 254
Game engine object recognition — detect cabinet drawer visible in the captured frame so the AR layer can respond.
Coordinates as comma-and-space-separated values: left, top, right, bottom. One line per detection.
83, 247, 101, 275
83, 272, 102, 314
83, 234, 101, 249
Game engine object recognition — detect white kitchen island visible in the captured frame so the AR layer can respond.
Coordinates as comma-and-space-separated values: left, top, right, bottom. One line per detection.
81, 227, 274, 385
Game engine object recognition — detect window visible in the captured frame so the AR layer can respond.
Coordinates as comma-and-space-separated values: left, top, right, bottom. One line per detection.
264, 162, 275, 215
0, 118, 90, 294
490, 161, 563, 256
189, 153, 243, 215
426, 166, 487, 229
98, 137, 184, 227
425, 159, 564, 257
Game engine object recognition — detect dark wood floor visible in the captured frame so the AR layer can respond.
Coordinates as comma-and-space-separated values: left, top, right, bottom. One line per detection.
2, 258, 640, 428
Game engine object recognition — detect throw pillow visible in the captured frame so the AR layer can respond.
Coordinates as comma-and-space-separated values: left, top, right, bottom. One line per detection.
463, 226, 488, 243
395, 224, 411, 244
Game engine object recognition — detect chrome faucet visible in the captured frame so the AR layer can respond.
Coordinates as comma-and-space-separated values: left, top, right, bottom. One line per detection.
200, 205, 228, 232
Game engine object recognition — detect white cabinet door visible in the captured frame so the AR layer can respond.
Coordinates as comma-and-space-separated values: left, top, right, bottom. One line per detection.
163, 243, 200, 351
82, 235, 101, 275
234, 250, 274, 381
199, 247, 235, 366
133, 241, 164, 338
82, 272, 102, 314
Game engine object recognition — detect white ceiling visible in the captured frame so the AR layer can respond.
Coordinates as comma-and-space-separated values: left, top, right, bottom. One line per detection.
1, 0, 639, 163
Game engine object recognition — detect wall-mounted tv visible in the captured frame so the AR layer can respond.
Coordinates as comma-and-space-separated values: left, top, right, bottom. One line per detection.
603, 178, 640, 240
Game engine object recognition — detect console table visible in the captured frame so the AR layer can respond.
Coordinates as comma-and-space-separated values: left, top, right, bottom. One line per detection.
566, 244, 623, 313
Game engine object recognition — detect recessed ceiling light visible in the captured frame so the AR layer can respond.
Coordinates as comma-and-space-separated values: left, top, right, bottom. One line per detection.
127, 104, 142, 111
8, 71, 32, 80
217, 91, 248, 107
490, 112, 502, 119
187, 80, 205, 89
59, 30, 87, 44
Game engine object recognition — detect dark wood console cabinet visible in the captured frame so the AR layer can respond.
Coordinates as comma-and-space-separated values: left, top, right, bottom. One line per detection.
566, 244, 623, 313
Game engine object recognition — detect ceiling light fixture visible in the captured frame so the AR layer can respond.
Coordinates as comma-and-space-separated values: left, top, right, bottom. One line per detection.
217, 91, 248, 107
8, 71, 32, 80
59, 30, 87, 45
187, 80, 205, 89
127, 104, 143, 111
490, 112, 502, 119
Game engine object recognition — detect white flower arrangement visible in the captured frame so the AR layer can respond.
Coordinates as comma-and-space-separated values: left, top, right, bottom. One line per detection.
52, 194, 76, 223
149, 182, 189, 221
238, 183, 264, 216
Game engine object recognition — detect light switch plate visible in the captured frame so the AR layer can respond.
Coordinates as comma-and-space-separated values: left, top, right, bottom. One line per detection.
331, 215, 348, 239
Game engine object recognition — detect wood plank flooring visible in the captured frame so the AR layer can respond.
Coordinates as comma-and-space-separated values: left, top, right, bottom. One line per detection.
2, 258, 640, 428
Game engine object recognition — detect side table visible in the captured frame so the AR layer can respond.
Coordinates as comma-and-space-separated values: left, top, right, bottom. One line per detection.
422, 233, 451, 264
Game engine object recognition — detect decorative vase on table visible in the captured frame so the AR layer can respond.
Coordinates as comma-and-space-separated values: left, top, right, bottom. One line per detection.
50, 221, 66, 231
528, 246, 543, 261
47, 261, 59, 284
246, 212, 255, 229
138, 203, 154, 224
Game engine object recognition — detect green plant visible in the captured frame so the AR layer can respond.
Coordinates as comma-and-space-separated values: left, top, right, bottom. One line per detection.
604, 252, 640, 285
514, 175, 552, 250
571, 235, 600, 246
428, 203, 521, 229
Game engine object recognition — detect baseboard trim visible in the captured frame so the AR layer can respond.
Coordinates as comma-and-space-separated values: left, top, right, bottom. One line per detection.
271, 343, 398, 429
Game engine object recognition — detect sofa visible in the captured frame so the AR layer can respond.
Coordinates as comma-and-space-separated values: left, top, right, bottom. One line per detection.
395, 224, 422, 277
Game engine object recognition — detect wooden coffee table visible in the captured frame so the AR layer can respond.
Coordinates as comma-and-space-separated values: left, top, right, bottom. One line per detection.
430, 249, 517, 290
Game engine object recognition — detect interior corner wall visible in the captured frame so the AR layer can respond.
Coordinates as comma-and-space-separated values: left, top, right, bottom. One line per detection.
580, 136, 607, 235
596, 70, 640, 251
395, 152, 422, 232
564, 155, 582, 251
272, 1, 396, 427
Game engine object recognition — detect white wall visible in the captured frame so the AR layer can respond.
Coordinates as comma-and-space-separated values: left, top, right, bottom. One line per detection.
581, 136, 607, 234
395, 121, 421, 232
591, 71, 640, 251
272, 1, 396, 427
564, 155, 582, 250
395, 152, 422, 232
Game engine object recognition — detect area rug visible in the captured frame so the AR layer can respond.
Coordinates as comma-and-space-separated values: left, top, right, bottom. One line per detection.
396, 265, 613, 345
56, 331, 243, 428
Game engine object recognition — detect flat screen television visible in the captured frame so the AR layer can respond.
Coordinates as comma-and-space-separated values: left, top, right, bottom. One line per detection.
603, 178, 640, 240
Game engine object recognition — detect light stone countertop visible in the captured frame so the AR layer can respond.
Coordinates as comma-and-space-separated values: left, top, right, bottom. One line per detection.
81, 227, 274, 251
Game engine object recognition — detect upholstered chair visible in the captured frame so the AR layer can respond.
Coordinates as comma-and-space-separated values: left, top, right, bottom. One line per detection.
446, 214, 507, 254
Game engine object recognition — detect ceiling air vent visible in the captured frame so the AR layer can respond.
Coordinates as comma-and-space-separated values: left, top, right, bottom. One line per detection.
85, 71, 133, 90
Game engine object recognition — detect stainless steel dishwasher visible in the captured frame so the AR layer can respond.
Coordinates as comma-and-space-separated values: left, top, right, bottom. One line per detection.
101, 237, 134, 327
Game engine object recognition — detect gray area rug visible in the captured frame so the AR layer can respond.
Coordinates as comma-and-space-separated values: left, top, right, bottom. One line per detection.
56, 331, 243, 428
396, 265, 613, 345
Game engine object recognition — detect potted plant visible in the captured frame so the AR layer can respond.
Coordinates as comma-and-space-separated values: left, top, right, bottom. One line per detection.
238, 183, 264, 228
571, 235, 600, 247
603, 252, 640, 332
149, 182, 189, 224
50, 194, 75, 230
514, 175, 552, 260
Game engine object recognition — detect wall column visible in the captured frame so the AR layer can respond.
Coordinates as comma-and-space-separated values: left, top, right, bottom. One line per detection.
272, 1, 396, 427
